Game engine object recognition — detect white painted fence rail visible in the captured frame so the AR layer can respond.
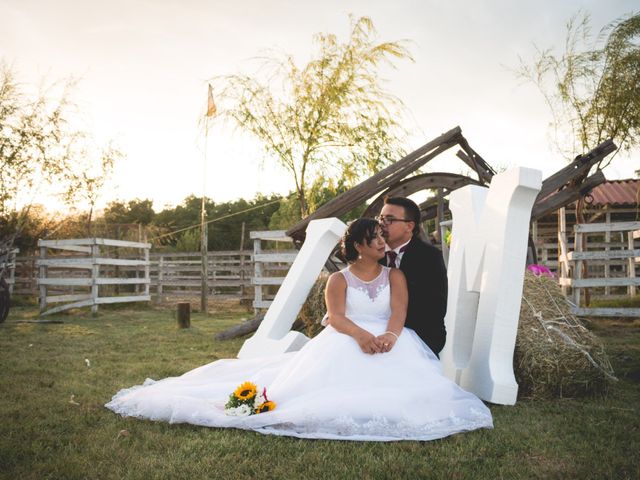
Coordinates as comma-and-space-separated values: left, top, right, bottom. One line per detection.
37, 238, 151, 316
559, 221, 640, 317
250, 230, 297, 311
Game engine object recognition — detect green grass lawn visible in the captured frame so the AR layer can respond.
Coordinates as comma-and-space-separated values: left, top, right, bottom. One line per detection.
1, 304, 639, 480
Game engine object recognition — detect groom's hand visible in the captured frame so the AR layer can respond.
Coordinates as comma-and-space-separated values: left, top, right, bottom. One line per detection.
355, 331, 384, 355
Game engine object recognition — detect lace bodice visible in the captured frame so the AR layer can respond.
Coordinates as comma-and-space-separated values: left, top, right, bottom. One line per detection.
341, 266, 392, 323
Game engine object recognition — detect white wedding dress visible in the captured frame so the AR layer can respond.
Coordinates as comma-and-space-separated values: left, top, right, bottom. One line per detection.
106, 266, 493, 441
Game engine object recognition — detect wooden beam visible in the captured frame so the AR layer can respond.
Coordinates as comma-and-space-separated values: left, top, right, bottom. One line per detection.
574, 221, 640, 233
252, 253, 298, 263
531, 170, 606, 220
249, 230, 292, 241
40, 298, 94, 316
455, 139, 496, 184
94, 238, 152, 248
38, 278, 93, 286
286, 126, 464, 239
568, 249, 640, 261
251, 277, 286, 286
571, 277, 640, 288
94, 295, 151, 304
45, 294, 92, 304
536, 138, 616, 200
571, 307, 640, 317
362, 173, 481, 219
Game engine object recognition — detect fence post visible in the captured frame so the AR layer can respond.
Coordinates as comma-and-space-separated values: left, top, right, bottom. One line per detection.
91, 241, 99, 315
38, 243, 47, 312
156, 254, 164, 304
558, 207, 569, 296
177, 302, 191, 328
573, 229, 583, 307
629, 231, 636, 297
144, 243, 150, 299
7, 249, 17, 295
253, 236, 263, 316
239, 222, 246, 298
201, 231, 209, 314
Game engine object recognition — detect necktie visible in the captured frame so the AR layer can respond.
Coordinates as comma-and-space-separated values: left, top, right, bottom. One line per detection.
386, 250, 398, 267
386, 245, 408, 268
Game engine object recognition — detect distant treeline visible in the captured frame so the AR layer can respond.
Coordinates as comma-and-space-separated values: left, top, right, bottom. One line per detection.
6, 180, 364, 254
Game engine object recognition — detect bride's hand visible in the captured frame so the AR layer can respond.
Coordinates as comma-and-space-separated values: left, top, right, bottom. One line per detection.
355, 331, 383, 355
377, 333, 398, 353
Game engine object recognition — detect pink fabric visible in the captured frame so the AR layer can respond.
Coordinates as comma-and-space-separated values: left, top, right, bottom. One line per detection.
526, 264, 555, 277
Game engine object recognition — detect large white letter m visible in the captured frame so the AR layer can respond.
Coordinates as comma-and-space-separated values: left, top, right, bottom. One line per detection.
440, 167, 541, 405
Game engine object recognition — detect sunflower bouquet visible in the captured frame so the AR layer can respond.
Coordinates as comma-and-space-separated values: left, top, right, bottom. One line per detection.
224, 381, 276, 417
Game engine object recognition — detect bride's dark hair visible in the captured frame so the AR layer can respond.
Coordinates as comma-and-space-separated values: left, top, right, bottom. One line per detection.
341, 218, 380, 263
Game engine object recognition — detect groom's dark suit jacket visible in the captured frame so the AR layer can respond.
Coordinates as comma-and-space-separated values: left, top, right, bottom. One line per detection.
383, 237, 448, 355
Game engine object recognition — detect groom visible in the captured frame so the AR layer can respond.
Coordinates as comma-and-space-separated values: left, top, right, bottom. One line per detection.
378, 197, 448, 355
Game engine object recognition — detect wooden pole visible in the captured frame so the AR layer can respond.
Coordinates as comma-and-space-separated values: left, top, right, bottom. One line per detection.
574, 229, 583, 308
435, 187, 444, 244
253, 236, 263, 316
144, 241, 150, 300
177, 302, 191, 328
38, 242, 47, 313
605, 211, 611, 296
115, 225, 121, 295
156, 254, 164, 304
135, 225, 143, 294
91, 241, 99, 316
200, 207, 208, 313
239, 221, 246, 298
200, 113, 210, 314
628, 231, 636, 297
558, 207, 569, 296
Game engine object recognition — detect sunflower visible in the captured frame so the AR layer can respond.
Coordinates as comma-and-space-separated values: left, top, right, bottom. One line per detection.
255, 401, 276, 414
233, 382, 257, 401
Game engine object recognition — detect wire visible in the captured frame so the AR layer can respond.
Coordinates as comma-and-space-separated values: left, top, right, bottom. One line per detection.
148, 196, 286, 242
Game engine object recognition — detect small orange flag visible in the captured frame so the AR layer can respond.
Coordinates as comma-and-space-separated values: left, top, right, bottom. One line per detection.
206, 84, 217, 117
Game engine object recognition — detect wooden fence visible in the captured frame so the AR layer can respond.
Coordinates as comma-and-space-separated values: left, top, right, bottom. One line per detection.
9, 255, 37, 296
37, 238, 151, 316
14, 247, 277, 308
250, 230, 297, 311
151, 251, 253, 303
559, 221, 639, 317
1, 248, 18, 294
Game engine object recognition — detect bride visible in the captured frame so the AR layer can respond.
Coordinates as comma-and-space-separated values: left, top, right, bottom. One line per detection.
106, 219, 493, 441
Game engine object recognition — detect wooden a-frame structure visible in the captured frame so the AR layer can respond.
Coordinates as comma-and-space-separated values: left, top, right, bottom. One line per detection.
286, 126, 616, 246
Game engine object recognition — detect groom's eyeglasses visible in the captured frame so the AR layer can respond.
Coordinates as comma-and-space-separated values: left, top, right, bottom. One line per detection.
376, 216, 412, 226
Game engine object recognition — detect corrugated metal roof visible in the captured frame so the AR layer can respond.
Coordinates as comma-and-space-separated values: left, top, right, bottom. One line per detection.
587, 179, 639, 206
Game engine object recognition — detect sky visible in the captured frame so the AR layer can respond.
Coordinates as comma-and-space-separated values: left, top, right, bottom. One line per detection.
1, 0, 638, 212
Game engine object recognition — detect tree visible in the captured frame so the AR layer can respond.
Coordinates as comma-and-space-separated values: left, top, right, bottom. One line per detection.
63, 142, 119, 234
268, 178, 365, 230
0, 62, 79, 218
0, 62, 120, 236
0, 204, 55, 253
153, 194, 282, 251
103, 198, 156, 225
518, 12, 640, 164
217, 16, 412, 217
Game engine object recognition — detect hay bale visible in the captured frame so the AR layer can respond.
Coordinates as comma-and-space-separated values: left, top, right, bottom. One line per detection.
297, 273, 329, 338
298, 270, 616, 399
516, 271, 616, 399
